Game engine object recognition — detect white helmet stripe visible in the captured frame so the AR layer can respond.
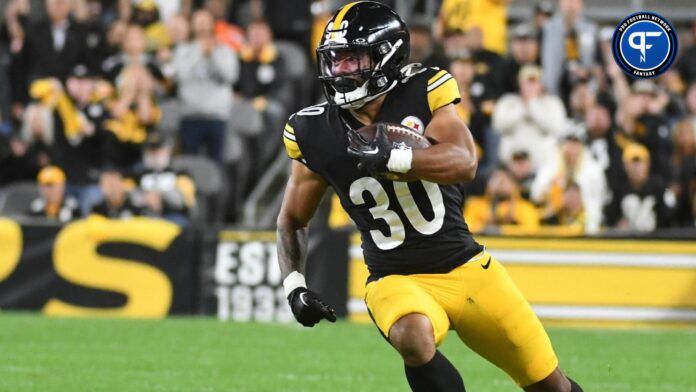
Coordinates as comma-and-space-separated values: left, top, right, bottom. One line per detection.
374, 39, 403, 72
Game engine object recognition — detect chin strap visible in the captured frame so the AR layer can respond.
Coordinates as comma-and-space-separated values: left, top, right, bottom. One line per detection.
336, 79, 399, 109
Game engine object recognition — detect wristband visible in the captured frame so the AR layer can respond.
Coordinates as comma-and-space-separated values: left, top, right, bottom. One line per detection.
283, 271, 307, 298
387, 147, 413, 173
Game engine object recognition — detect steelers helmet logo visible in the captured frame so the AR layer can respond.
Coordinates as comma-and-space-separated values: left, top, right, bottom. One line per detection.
612, 12, 677, 78
400, 116, 424, 135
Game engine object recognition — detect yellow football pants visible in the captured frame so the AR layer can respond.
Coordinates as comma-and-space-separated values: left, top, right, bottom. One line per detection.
365, 251, 558, 387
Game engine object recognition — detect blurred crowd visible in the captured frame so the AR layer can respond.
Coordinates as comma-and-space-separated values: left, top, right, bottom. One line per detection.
0, 0, 323, 225
0, 0, 695, 235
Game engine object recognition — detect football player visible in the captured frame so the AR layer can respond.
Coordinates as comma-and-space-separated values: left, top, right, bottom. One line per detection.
276, 2, 584, 391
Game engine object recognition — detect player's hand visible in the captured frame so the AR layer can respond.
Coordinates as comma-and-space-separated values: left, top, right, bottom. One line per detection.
287, 287, 336, 327
346, 122, 391, 176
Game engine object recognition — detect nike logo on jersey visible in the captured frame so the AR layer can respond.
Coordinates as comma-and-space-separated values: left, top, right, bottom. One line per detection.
481, 256, 492, 270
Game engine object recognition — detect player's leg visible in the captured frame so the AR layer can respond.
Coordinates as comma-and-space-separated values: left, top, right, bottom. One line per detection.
446, 253, 584, 391
388, 313, 436, 366
389, 313, 465, 391
524, 369, 583, 392
365, 275, 465, 392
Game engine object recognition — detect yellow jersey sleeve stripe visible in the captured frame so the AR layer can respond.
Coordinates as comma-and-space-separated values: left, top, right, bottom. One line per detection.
333, 1, 362, 27
427, 70, 449, 85
284, 123, 295, 134
283, 135, 303, 160
427, 73, 453, 92
427, 77, 461, 112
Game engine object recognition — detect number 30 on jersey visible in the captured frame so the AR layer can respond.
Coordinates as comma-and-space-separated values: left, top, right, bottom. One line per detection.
349, 177, 445, 250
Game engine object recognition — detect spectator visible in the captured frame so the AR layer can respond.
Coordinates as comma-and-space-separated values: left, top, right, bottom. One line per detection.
0, 125, 43, 185
686, 82, 696, 132
593, 26, 617, 96
157, 13, 189, 79
465, 26, 505, 99
492, 65, 567, 169
449, 52, 496, 166
235, 17, 292, 189
91, 167, 143, 218
62, 64, 110, 211
436, 0, 510, 55
27, 165, 81, 222
541, 0, 597, 101
206, 0, 244, 53
236, 18, 291, 109
25, 74, 103, 213
1, 0, 30, 56
165, 13, 190, 47
443, 27, 504, 101
150, 0, 193, 24
506, 151, 536, 200
566, 76, 594, 121
173, 9, 238, 163
677, 21, 696, 85
585, 100, 624, 180
540, 181, 585, 233
18, 103, 52, 169
102, 25, 163, 168
408, 16, 448, 70
102, 24, 166, 86
654, 73, 687, 121
260, 0, 313, 48
532, 0, 554, 50
135, 132, 196, 226
605, 143, 676, 232
104, 19, 128, 58
614, 79, 672, 181
531, 122, 606, 234
464, 167, 540, 234
670, 120, 696, 227
129, 0, 170, 53
74, 0, 109, 73
66, 65, 112, 137
501, 24, 540, 94
12, 0, 89, 106
441, 27, 468, 59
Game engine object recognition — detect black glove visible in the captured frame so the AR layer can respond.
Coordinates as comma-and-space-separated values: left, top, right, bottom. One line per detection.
287, 287, 337, 327
347, 123, 391, 176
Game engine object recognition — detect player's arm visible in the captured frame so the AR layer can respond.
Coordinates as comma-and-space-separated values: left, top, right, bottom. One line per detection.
277, 160, 336, 327
348, 69, 478, 184
347, 106, 478, 184
409, 103, 478, 184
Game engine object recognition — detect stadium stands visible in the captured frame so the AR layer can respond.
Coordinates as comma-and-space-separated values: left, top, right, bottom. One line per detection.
0, 0, 694, 234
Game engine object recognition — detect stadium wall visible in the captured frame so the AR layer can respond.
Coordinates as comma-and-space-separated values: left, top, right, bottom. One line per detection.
348, 234, 696, 326
0, 217, 197, 317
2, 217, 694, 326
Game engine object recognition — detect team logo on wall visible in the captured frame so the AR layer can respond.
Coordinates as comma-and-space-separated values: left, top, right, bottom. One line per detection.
612, 12, 677, 78
401, 116, 425, 135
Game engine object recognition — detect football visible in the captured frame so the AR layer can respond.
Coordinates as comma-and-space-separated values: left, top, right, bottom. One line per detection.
350, 122, 432, 181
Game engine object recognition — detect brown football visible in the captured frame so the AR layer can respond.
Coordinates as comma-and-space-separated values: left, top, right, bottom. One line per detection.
350, 122, 432, 182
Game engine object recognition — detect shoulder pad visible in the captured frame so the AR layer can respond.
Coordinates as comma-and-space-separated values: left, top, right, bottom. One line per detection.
282, 103, 329, 163
424, 68, 460, 113
399, 63, 429, 83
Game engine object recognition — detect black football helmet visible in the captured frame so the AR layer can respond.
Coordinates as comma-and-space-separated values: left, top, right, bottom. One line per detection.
317, 1, 410, 109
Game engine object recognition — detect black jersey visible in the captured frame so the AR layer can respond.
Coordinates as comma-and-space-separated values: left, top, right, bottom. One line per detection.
283, 65, 483, 279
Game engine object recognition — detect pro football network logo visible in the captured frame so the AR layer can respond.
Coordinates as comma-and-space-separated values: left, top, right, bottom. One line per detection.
612, 12, 678, 78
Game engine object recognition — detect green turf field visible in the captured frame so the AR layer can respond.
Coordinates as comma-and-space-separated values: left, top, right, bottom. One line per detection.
0, 313, 694, 391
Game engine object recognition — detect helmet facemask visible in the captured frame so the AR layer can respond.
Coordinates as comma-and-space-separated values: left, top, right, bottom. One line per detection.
317, 39, 405, 109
